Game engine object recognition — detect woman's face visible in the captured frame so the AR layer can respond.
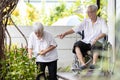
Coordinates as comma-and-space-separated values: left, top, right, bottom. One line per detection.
87, 7, 97, 20
35, 29, 43, 38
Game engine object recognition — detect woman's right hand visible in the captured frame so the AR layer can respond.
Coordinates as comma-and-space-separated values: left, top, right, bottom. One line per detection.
57, 33, 65, 39
28, 53, 32, 59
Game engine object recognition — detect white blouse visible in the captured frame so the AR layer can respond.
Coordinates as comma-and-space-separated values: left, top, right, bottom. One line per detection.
28, 31, 58, 62
72, 17, 108, 44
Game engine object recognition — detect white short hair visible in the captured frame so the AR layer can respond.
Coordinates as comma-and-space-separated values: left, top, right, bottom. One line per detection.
33, 22, 44, 32
88, 4, 98, 11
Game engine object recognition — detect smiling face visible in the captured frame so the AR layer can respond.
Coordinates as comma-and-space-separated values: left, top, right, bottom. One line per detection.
87, 5, 97, 20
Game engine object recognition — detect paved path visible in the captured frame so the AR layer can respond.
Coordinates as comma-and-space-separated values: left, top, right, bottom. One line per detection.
57, 72, 81, 80
57, 70, 113, 80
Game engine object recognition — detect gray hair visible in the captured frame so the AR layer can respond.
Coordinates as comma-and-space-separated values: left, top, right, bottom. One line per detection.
88, 4, 98, 11
33, 22, 44, 32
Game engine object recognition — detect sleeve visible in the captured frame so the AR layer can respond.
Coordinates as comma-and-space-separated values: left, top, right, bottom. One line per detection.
72, 19, 85, 33
101, 19, 108, 35
28, 33, 34, 49
49, 33, 57, 46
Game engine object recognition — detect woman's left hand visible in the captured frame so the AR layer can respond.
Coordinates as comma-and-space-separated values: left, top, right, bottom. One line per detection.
91, 39, 97, 46
39, 50, 46, 55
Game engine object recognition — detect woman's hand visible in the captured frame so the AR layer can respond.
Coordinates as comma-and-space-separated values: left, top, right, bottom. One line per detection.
39, 50, 46, 56
91, 39, 97, 46
57, 33, 65, 39
28, 53, 32, 59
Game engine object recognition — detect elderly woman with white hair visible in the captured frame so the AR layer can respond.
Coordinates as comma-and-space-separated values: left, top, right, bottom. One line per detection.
28, 22, 58, 80
58, 4, 108, 70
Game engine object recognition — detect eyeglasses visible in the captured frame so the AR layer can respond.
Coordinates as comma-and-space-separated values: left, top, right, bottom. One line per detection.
35, 30, 43, 34
87, 10, 95, 14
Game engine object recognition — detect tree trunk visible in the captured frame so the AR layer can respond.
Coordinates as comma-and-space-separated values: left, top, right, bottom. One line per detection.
0, 21, 5, 67
0, 0, 19, 77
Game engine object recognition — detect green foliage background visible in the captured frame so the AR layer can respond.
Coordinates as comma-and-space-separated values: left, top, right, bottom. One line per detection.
0, 46, 37, 80
11, 0, 107, 26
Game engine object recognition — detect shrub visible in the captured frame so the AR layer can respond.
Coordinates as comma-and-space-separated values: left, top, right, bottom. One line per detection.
0, 46, 37, 80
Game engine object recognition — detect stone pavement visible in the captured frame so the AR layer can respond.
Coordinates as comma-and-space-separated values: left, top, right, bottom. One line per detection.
57, 69, 113, 80
57, 72, 81, 80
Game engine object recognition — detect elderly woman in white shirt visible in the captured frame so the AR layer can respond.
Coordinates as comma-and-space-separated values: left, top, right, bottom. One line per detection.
28, 22, 58, 80
58, 4, 108, 70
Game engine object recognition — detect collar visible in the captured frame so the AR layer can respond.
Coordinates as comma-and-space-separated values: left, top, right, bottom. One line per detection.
34, 32, 44, 41
87, 17, 100, 24
37, 37, 44, 41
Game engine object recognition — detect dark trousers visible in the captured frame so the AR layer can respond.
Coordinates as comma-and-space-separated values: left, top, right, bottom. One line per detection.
73, 41, 91, 57
36, 60, 58, 80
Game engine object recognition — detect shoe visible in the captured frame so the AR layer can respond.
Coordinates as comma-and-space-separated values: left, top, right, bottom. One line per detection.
79, 65, 87, 70
89, 64, 95, 69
